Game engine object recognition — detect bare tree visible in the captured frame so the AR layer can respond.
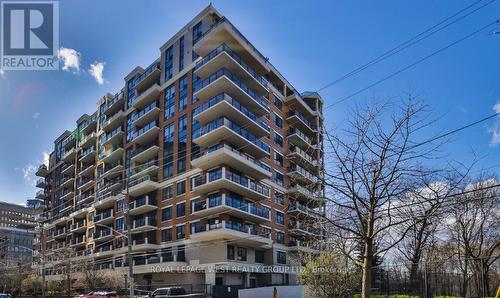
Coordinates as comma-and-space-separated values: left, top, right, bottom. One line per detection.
447, 177, 500, 297
323, 97, 441, 298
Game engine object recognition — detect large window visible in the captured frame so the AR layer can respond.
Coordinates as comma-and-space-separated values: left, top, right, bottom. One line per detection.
237, 247, 247, 261
115, 218, 124, 230
177, 115, 187, 173
178, 75, 188, 112
179, 36, 185, 71
273, 113, 283, 128
277, 251, 286, 264
162, 186, 172, 200
276, 231, 285, 244
273, 132, 283, 147
176, 202, 185, 217
176, 225, 185, 240
276, 211, 284, 225
227, 245, 235, 260
164, 84, 175, 120
255, 250, 264, 263
177, 180, 186, 196
274, 171, 284, 186
161, 228, 172, 242
164, 123, 175, 178
164, 46, 173, 80
161, 207, 172, 221
191, 110, 201, 160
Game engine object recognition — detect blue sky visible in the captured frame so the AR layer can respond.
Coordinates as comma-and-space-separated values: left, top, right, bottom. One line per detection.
0, 0, 499, 205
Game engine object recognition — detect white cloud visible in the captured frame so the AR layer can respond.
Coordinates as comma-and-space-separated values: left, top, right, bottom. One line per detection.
58, 47, 81, 73
89, 61, 105, 85
0, 69, 4, 77
42, 151, 50, 167
33, 112, 40, 119
489, 101, 500, 147
21, 163, 37, 186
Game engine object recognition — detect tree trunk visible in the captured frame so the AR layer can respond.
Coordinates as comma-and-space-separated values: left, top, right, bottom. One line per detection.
409, 260, 420, 295
362, 239, 373, 298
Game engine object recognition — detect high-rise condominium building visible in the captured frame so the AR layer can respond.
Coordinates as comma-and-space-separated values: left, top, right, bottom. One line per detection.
34, 5, 325, 290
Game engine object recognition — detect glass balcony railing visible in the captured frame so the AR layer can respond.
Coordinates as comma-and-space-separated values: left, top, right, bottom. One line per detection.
133, 62, 160, 86
286, 111, 317, 130
133, 216, 156, 229
94, 210, 113, 222
128, 121, 157, 142
193, 68, 269, 111
195, 43, 268, 87
130, 195, 157, 210
193, 93, 270, 132
130, 101, 157, 122
194, 117, 270, 154
194, 167, 270, 197
288, 164, 318, 183
102, 91, 124, 113
201, 144, 271, 173
129, 175, 157, 188
127, 159, 157, 176
287, 127, 313, 145
100, 127, 123, 144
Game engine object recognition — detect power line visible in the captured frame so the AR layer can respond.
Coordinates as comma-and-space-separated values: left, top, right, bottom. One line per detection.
316, 0, 496, 92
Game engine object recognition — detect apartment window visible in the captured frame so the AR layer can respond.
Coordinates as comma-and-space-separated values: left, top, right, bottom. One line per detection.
177, 245, 186, 261
178, 75, 188, 112
179, 36, 185, 71
277, 251, 286, 264
274, 170, 284, 186
164, 123, 174, 178
276, 211, 284, 225
276, 231, 285, 244
275, 192, 284, 205
237, 247, 247, 261
161, 207, 172, 221
274, 151, 283, 166
164, 84, 175, 120
192, 21, 202, 45
117, 199, 124, 212
161, 228, 172, 242
176, 180, 186, 195
273, 113, 283, 128
255, 250, 264, 263
191, 197, 204, 213
176, 202, 185, 217
191, 110, 201, 160
162, 186, 173, 200
190, 221, 202, 234
177, 115, 187, 173
115, 218, 124, 231
227, 245, 235, 260
261, 226, 272, 238
273, 95, 283, 110
176, 225, 185, 240
273, 132, 283, 147
164, 46, 173, 80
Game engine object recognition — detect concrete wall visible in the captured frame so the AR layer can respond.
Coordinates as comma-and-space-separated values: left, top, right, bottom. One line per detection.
238, 285, 305, 298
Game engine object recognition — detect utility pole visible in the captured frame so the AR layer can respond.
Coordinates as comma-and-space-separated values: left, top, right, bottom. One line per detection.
41, 224, 45, 298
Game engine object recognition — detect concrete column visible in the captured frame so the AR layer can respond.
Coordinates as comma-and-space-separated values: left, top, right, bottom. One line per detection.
205, 270, 216, 286
243, 272, 250, 287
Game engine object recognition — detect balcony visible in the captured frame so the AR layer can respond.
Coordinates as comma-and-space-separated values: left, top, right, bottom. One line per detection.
134, 62, 161, 92
79, 114, 97, 135
71, 235, 86, 247
62, 134, 76, 150
192, 17, 269, 74
131, 216, 156, 233
78, 164, 95, 178
193, 68, 269, 116
288, 240, 321, 254
190, 220, 272, 247
286, 111, 317, 136
102, 91, 124, 116
129, 121, 160, 145
36, 189, 48, 199
53, 228, 66, 239
192, 167, 270, 200
80, 146, 96, 163
101, 177, 122, 194
70, 220, 86, 233
94, 209, 114, 225
101, 161, 123, 179
36, 178, 47, 188
101, 127, 124, 147
191, 144, 271, 180
193, 117, 270, 158
36, 164, 48, 177
195, 43, 268, 95
129, 195, 157, 216
285, 92, 317, 120
287, 202, 322, 218
193, 193, 270, 223
60, 190, 74, 201
128, 159, 158, 180
93, 228, 114, 242
288, 165, 318, 184
132, 101, 160, 127
131, 237, 160, 251
287, 185, 323, 205
288, 221, 323, 238
101, 110, 125, 132
131, 145, 159, 163
62, 148, 76, 162
99, 147, 124, 164
287, 128, 313, 149
79, 132, 96, 149
128, 175, 159, 197
93, 191, 121, 209
77, 177, 94, 192
60, 177, 75, 189
132, 83, 161, 109
61, 164, 75, 176
286, 146, 318, 170
76, 191, 95, 206
193, 93, 269, 137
